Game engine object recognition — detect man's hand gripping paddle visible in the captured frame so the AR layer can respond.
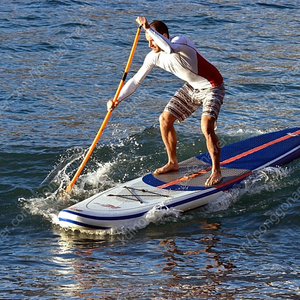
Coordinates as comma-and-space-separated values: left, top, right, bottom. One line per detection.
65, 25, 142, 194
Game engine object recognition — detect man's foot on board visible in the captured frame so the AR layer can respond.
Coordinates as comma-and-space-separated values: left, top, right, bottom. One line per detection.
153, 162, 179, 175
205, 171, 222, 187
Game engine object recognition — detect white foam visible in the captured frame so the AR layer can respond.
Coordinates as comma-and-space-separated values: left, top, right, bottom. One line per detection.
201, 166, 291, 214
20, 161, 117, 228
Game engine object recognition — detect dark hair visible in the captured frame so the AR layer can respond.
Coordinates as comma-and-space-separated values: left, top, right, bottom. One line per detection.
150, 20, 169, 38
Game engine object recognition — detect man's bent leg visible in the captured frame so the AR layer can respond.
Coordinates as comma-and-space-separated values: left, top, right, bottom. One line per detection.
154, 111, 179, 175
201, 115, 222, 186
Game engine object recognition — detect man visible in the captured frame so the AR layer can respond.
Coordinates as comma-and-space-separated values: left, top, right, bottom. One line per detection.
107, 16, 225, 186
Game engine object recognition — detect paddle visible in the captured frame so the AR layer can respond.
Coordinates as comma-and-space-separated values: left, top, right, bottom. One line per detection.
65, 25, 142, 194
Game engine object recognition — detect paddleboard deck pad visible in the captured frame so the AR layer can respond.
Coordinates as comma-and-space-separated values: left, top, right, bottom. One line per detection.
58, 127, 300, 230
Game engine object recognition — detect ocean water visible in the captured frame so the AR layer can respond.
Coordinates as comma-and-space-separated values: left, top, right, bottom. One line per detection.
1, 0, 300, 299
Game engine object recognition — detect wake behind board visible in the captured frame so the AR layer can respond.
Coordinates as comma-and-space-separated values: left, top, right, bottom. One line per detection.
58, 127, 300, 230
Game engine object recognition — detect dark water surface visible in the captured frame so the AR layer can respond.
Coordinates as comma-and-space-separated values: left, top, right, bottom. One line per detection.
1, 0, 300, 299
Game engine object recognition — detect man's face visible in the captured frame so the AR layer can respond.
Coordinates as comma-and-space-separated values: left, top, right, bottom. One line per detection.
145, 30, 162, 53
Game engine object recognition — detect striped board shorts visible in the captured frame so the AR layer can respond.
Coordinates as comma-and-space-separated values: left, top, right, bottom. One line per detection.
164, 82, 225, 122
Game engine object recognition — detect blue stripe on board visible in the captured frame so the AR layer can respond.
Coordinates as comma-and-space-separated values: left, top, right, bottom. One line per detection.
197, 127, 300, 169
58, 218, 110, 230
142, 128, 300, 190
61, 209, 147, 221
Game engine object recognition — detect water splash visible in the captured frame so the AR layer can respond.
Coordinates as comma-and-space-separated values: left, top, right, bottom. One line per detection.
200, 166, 293, 215
39, 147, 86, 188
20, 153, 116, 229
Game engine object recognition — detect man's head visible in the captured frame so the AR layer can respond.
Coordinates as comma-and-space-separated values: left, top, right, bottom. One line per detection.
145, 20, 169, 53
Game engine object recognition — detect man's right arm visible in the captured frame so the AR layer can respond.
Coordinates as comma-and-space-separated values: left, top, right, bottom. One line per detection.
107, 52, 155, 111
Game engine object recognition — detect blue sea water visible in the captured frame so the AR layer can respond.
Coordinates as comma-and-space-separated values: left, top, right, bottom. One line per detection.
1, 0, 300, 298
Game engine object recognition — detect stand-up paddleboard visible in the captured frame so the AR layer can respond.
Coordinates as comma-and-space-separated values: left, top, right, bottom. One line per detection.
58, 127, 300, 230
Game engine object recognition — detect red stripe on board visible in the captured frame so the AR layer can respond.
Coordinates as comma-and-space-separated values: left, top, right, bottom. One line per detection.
157, 168, 211, 189
214, 171, 252, 189
157, 130, 300, 189
219, 130, 300, 166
